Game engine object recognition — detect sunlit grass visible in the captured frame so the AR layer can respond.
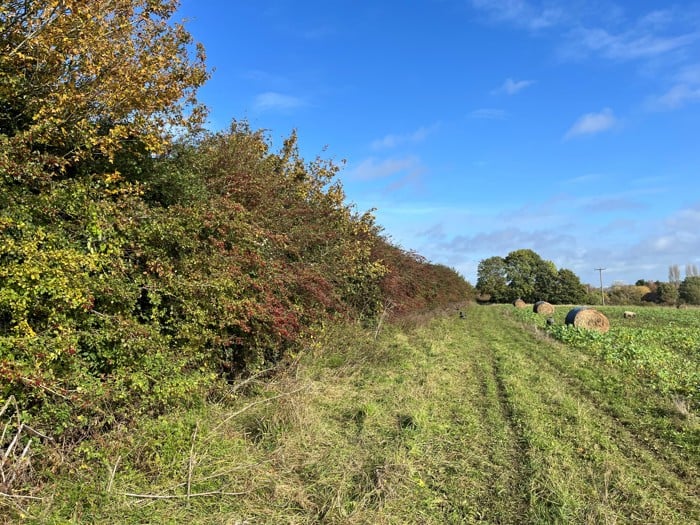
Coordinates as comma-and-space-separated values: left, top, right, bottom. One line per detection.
7, 305, 699, 523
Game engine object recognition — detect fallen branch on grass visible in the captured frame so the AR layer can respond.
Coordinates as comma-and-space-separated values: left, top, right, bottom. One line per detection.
210, 384, 309, 434
120, 490, 247, 499
0, 492, 43, 500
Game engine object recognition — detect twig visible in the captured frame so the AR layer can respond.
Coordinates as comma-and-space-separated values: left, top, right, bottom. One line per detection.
2, 423, 24, 464
187, 423, 199, 500
229, 366, 277, 395
0, 492, 43, 501
210, 385, 309, 435
5, 439, 32, 487
374, 300, 394, 340
120, 490, 247, 500
20, 425, 53, 442
107, 455, 121, 493
0, 397, 19, 421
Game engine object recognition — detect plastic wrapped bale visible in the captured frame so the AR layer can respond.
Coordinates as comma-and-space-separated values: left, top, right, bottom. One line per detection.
533, 301, 554, 315
565, 307, 610, 333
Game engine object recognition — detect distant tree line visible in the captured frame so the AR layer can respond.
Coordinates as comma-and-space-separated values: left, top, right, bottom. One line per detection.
575, 265, 700, 307
476, 249, 587, 304
629, 264, 700, 306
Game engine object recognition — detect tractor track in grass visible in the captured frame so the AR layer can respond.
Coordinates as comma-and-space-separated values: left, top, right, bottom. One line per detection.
459, 320, 532, 521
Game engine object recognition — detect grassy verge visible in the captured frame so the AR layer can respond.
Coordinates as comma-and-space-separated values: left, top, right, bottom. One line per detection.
5, 305, 698, 523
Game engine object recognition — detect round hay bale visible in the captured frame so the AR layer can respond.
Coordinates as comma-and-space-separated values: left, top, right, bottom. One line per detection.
476, 293, 492, 304
565, 307, 610, 333
513, 298, 527, 308
533, 301, 554, 315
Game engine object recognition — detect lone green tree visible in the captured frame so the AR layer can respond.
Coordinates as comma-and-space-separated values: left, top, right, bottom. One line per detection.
476, 256, 508, 301
655, 282, 679, 305
503, 249, 558, 303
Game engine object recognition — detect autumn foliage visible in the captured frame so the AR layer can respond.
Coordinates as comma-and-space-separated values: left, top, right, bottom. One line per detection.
0, 1, 471, 437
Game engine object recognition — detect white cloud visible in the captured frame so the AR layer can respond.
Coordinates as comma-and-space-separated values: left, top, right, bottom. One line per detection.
438, 227, 578, 257
469, 108, 507, 120
655, 84, 700, 109
253, 92, 306, 112
580, 197, 647, 213
563, 173, 601, 184
470, 0, 563, 30
564, 108, 617, 139
371, 124, 438, 150
565, 26, 697, 61
648, 65, 700, 110
492, 78, 535, 95
349, 156, 421, 180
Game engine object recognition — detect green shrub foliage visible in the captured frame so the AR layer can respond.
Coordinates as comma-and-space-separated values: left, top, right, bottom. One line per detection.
0, 122, 471, 437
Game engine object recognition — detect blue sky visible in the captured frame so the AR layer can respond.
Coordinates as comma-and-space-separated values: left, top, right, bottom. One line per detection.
177, 0, 700, 287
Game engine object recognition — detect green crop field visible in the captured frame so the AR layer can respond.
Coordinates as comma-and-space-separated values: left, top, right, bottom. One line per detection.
515, 304, 700, 402
7, 305, 699, 524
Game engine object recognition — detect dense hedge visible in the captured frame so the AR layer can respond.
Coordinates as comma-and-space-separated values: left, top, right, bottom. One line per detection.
1, 123, 472, 437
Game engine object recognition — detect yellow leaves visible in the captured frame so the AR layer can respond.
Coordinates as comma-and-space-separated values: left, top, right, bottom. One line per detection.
104, 171, 123, 185
14, 320, 36, 338
0, 217, 99, 336
1, 0, 208, 171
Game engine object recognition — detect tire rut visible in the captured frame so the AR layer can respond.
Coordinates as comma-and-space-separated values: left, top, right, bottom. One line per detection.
459, 316, 532, 521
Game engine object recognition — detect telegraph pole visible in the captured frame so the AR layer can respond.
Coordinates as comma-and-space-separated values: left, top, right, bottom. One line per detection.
595, 268, 606, 305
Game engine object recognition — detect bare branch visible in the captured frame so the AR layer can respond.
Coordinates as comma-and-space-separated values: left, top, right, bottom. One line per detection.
120, 490, 247, 500
210, 385, 309, 435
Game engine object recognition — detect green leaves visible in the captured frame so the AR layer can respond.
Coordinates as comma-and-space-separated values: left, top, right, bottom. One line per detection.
525, 307, 700, 402
477, 249, 585, 304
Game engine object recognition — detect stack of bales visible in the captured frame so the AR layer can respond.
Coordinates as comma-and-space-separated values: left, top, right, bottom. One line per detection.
565, 307, 610, 333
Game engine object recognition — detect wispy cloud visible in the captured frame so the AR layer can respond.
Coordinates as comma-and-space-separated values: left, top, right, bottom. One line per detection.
492, 78, 535, 95
564, 108, 617, 139
471, 3, 700, 76
655, 84, 700, 108
564, 173, 602, 185
349, 156, 422, 180
371, 124, 439, 150
253, 92, 306, 112
632, 203, 700, 258
383, 169, 426, 195
469, 108, 508, 120
470, 0, 563, 30
580, 197, 647, 213
648, 64, 700, 109
439, 227, 577, 255
564, 26, 698, 62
